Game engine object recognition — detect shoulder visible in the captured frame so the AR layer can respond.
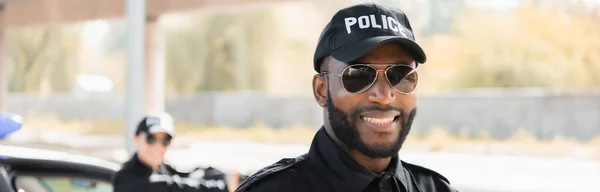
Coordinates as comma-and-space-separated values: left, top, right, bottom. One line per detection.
235, 154, 310, 192
402, 161, 459, 192
112, 163, 135, 184
114, 157, 143, 177
112, 157, 154, 186
111, 167, 147, 191
111, 169, 124, 185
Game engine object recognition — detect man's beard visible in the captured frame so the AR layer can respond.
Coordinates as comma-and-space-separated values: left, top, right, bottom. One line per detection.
326, 90, 417, 158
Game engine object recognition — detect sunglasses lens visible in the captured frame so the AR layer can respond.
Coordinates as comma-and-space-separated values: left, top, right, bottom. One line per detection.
146, 135, 157, 145
146, 134, 172, 146
162, 136, 172, 147
387, 66, 418, 93
341, 65, 377, 93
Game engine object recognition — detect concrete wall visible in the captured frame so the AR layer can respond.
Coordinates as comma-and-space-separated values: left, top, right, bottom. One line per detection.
6, 90, 600, 141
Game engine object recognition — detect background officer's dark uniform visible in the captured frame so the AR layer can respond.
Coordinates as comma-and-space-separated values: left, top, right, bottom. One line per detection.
113, 153, 229, 192
235, 128, 457, 192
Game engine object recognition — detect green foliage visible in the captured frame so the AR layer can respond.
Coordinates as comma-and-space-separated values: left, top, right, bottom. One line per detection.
5, 1, 600, 94
6, 26, 80, 93
165, 10, 277, 93
438, 3, 600, 90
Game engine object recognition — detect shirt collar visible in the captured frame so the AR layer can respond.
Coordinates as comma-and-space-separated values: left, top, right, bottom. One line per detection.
307, 127, 409, 192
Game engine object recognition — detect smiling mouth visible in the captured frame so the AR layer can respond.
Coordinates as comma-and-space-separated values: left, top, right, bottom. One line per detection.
361, 116, 399, 124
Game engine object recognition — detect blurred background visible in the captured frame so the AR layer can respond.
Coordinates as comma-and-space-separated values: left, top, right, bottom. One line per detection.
1, 0, 600, 191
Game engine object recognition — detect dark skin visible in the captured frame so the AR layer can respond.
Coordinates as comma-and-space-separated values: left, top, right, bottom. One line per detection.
312, 42, 417, 173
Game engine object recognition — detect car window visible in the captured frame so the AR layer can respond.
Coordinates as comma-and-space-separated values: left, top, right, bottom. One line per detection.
15, 176, 112, 192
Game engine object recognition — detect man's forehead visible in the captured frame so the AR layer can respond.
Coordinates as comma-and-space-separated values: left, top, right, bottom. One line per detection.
152, 132, 171, 138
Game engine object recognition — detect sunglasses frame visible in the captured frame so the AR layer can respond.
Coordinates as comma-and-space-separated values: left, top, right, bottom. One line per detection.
146, 133, 172, 147
322, 64, 418, 94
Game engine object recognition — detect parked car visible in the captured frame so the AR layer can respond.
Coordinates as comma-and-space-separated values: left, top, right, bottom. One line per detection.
0, 113, 120, 192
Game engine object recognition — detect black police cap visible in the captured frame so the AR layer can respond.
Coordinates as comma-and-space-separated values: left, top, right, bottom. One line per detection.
313, 2, 426, 72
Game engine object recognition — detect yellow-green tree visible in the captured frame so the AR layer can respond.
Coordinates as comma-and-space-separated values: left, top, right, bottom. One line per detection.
165, 10, 277, 94
6, 26, 81, 93
421, 3, 600, 91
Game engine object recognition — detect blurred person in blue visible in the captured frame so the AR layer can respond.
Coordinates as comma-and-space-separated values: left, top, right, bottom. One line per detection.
112, 113, 236, 192
236, 2, 457, 192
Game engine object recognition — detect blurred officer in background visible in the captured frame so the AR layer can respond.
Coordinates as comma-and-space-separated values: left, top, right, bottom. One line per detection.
112, 113, 235, 192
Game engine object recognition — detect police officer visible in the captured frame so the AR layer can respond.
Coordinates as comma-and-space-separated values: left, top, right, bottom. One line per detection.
112, 113, 232, 192
235, 3, 458, 192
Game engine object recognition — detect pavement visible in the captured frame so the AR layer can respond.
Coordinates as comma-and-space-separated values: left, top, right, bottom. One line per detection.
4, 132, 600, 192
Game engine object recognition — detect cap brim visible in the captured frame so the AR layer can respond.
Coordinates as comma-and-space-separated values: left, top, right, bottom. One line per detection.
331, 36, 426, 64
148, 125, 174, 135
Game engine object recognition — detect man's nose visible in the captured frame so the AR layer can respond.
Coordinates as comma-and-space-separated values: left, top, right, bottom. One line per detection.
150, 142, 166, 150
367, 71, 396, 105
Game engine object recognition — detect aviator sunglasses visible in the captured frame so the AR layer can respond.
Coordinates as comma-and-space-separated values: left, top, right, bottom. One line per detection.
146, 134, 172, 147
322, 64, 418, 94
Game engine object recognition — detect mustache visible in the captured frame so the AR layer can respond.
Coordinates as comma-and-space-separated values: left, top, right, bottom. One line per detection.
350, 105, 416, 125
351, 105, 404, 117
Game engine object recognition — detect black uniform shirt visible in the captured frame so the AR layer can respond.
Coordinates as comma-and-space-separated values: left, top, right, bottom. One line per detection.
235, 127, 458, 192
112, 153, 229, 192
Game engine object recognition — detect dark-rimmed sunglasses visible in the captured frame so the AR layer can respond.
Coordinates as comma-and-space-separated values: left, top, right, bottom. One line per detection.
322, 64, 418, 94
146, 134, 172, 147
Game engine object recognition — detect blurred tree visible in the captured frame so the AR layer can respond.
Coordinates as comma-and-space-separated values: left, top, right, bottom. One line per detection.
164, 10, 277, 94
164, 16, 209, 93
443, 3, 600, 90
6, 26, 81, 93
425, 0, 465, 35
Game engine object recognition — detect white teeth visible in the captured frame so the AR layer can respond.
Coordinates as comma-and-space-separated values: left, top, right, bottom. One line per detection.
362, 117, 394, 124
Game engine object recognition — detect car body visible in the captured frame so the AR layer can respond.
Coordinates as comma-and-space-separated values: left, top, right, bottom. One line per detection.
0, 113, 120, 192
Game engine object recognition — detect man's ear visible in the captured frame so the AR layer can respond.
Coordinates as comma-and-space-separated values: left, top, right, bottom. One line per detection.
313, 74, 327, 107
